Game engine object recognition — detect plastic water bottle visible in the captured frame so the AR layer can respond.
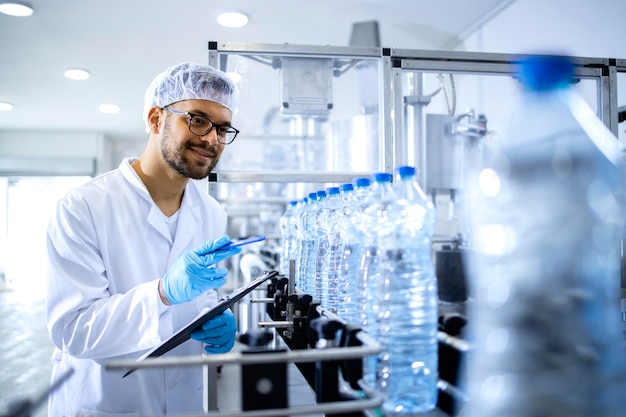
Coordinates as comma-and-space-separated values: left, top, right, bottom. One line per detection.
290, 198, 307, 283
315, 187, 345, 312
337, 177, 371, 324
309, 190, 327, 300
298, 193, 318, 292
301, 191, 325, 297
464, 55, 626, 417
293, 197, 308, 289
377, 165, 439, 414
355, 172, 396, 386
340, 183, 354, 202
279, 200, 297, 276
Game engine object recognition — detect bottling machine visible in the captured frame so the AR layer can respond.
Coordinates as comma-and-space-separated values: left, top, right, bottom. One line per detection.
101, 43, 623, 417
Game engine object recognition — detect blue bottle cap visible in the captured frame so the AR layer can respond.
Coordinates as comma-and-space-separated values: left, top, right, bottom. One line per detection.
518, 54, 573, 91
317, 190, 327, 198
396, 166, 416, 178
353, 177, 371, 188
289, 200, 298, 206
340, 183, 354, 192
309, 192, 317, 200
327, 187, 340, 195
373, 172, 392, 183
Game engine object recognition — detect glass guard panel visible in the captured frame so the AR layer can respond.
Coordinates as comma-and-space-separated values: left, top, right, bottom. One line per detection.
396, 66, 606, 248
216, 178, 362, 239
214, 52, 384, 175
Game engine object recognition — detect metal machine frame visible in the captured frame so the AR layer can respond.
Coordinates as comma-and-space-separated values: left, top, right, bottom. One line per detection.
207, 41, 621, 201
207, 41, 393, 192
385, 48, 620, 187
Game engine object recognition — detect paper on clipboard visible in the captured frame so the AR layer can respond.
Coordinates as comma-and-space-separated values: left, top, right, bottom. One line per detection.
122, 270, 278, 377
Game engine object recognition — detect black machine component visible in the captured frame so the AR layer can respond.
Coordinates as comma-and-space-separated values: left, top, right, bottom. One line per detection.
239, 330, 288, 412
433, 245, 470, 415
261, 278, 374, 416
288, 293, 313, 350
436, 246, 468, 304
437, 313, 468, 416
309, 317, 364, 417
274, 277, 290, 321
338, 324, 364, 390
310, 318, 344, 403
286, 293, 318, 390
265, 276, 278, 319
266, 275, 290, 321
259, 273, 469, 417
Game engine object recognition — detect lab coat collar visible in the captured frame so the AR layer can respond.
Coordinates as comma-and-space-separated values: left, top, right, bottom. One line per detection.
119, 157, 203, 251
119, 157, 153, 205
169, 184, 203, 258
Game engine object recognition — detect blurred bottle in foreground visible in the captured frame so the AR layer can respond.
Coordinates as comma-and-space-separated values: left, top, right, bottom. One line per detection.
378, 165, 439, 415
464, 54, 626, 417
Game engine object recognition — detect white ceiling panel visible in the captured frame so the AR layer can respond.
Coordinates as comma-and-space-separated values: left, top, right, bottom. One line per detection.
0, 0, 515, 142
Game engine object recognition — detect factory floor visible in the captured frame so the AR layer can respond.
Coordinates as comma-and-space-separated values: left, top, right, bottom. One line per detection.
0, 287, 51, 417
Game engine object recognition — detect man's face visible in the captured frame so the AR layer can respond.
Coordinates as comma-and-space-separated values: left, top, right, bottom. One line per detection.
159, 99, 232, 180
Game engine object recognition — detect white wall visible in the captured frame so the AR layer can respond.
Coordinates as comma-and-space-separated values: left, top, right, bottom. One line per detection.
458, 0, 626, 143
463, 0, 626, 114
463, 0, 626, 59
0, 130, 147, 175
0, 131, 102, 175
0, 131, 102, 158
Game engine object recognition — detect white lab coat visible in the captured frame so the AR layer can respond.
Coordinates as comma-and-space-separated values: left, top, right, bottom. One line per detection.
46, 157, 227, 417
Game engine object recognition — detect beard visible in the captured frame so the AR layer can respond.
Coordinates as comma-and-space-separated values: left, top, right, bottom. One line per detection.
160, 119, 221, 180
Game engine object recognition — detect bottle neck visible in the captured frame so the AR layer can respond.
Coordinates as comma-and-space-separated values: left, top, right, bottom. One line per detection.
371, 180, 394, 195
395, 174, 428, 202
354, 186, 371, 200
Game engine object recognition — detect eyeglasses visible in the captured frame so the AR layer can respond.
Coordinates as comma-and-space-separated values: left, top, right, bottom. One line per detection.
162, 106, 240, 144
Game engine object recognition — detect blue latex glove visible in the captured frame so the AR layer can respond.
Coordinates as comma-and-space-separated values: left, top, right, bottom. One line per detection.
190, 309, 237, 353
162, 235, 242, 304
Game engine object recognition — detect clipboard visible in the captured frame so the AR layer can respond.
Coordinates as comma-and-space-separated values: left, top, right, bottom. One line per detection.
122, 270, 278, 377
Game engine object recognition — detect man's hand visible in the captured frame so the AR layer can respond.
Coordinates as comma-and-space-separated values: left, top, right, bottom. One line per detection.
160, 235, 241, 305
190, 310, 237, 353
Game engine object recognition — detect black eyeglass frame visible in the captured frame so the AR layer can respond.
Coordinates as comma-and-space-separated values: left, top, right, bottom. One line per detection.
161, 106, 240, 144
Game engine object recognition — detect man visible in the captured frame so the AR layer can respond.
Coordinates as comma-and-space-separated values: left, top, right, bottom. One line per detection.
46, 62, 242, 416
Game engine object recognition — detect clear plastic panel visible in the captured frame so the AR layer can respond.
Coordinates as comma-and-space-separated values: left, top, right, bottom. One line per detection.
217, 180, 351, 246
214, 52, 384, 174
396, 68, 606, 246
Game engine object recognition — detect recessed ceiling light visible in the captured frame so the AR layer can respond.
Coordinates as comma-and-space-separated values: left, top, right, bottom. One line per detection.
216, 12, 248, 28
0, 102, 14, 111
0, 1, 34, 17
64, 68, 90, 81
99, 104, 120, 114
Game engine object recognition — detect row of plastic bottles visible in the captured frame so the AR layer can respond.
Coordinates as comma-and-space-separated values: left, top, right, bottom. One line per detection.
279, 166, 439, 415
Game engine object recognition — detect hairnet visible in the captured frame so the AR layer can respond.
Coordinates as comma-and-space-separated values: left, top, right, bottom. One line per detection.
143, 62, 239, 131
